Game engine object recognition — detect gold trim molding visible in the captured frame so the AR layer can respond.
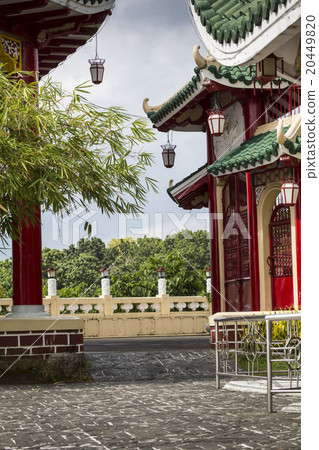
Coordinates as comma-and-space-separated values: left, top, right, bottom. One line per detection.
0, 34, 22, 72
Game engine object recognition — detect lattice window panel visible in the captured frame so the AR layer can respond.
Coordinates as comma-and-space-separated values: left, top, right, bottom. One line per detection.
270, 206, 292, 278
223, 176, 250, 282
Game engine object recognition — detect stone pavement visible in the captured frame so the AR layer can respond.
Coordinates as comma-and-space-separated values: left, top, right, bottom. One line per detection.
0, 337, 301, 449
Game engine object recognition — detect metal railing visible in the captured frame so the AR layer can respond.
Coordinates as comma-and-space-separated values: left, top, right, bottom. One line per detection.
266, 313, 301, 412
214, 312, 301, 411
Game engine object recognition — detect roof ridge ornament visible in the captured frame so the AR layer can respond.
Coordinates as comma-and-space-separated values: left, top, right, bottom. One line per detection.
193, 45, 220, 70
277, 114, 301, 145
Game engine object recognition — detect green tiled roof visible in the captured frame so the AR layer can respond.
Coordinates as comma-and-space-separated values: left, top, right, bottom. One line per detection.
148, 69, 202, 124
283, 135, 301, 154
208, 126, 300, 175
147, 64, 283, 125
191, 0, 288, 44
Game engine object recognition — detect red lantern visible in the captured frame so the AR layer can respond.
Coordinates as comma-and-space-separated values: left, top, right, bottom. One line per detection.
207, 109, 225, 136
89, 57, 105, 84
281, 180, 299, 206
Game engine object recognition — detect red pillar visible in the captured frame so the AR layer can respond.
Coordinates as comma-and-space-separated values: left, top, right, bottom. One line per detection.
11, 42, 45, 315
207, 130, 221, 313
246, 172, 260, 310
294, 166, 301, 307
243, 92, 265, 311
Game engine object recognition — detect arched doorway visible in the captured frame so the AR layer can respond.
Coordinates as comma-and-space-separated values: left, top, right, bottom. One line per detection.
268, 201, 294, 309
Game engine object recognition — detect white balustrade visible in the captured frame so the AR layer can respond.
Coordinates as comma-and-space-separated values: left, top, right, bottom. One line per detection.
176, 302, 186, 312
138, 303, 148, 312
95, 304, 103, 313
123, 303, 133, 313
82, 304, 92, 314
190, 302, 200, 311
200, 302, 209, 311
152, 303, 160, 312
67, 304, 78, 314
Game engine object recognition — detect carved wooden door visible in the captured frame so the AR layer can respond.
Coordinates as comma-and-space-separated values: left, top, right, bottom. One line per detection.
268, 205, 294, 309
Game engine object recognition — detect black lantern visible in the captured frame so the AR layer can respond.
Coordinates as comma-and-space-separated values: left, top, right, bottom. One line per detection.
100, 267, 110, 278
161, 132, 176, 168
89, 35, 105, 84
281, 179, 300, 206
157, 267, 166, 279
205, 267, 211, 278
47, 267, 56, 279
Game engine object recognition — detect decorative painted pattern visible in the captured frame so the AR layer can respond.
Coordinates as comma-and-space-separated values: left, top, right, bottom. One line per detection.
0, 34, 22, 72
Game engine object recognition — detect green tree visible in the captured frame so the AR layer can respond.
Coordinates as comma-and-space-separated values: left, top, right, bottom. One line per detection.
0, 71, 157, 245
0, 259, 12, 297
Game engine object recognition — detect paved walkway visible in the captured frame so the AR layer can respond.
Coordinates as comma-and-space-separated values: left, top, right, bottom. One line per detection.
0, 337, 301, 449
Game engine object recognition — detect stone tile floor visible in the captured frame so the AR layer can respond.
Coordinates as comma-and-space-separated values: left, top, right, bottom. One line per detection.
0, 341, 301, 449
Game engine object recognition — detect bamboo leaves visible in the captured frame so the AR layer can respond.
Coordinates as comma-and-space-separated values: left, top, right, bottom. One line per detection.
0, 70, 157, 244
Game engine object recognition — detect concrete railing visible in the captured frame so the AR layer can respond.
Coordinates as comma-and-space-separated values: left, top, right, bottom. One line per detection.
0, 295, 210, 338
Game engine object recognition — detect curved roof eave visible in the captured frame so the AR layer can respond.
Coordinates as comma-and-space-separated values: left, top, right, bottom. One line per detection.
51, 0, 115, 14
145, 66, 290, 129
190, 0, 301, 66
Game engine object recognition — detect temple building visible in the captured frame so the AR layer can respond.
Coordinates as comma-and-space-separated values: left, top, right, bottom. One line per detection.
144, 0, 301, 314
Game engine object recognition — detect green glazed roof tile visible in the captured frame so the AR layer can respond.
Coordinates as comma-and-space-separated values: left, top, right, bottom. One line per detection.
147, 64, 284, 125
208, 126, 298, 176
191, 0, 288, 44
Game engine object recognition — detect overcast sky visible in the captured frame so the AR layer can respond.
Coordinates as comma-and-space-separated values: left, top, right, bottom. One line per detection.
36, 0, 209, 253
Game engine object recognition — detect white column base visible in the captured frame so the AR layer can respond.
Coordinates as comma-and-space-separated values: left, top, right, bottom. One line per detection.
6, 305, 50, 318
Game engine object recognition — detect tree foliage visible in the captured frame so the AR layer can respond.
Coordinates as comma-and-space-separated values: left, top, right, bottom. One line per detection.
0, 231, 210, 298
0, 70, 157, 244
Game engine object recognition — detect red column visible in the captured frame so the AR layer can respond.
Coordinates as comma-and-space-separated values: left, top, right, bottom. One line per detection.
207, 130, 221, 313
294, 166, 301, 307
246, 172, 260, 310
243, 92, 265, 311
11, 42, 44, 314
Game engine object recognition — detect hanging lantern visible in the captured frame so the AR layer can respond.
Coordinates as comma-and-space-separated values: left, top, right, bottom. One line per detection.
161, 132, 176, 168
100, 267, 110, 279
207, 109, 226, 136
89, 57, 105, 84
47, 267, 56, 279
157, 267, 166, 279
255, 53, 277, 81
205, 267, 211, 279
281, 179, 299, 206
89, 35, 105, 84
